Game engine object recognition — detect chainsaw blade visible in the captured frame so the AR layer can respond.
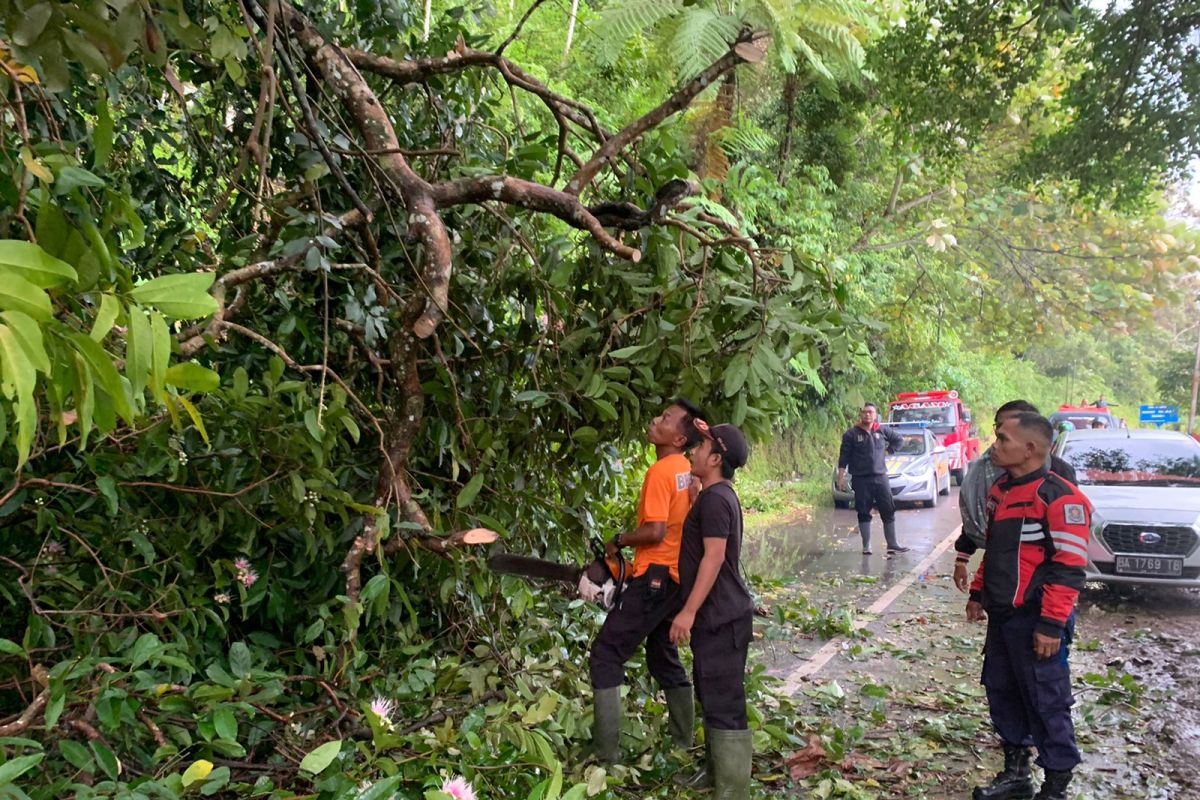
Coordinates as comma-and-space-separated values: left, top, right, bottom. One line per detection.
486, 553, 582, 585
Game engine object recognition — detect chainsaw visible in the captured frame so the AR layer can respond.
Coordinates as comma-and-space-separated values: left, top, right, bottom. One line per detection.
486, 538, 626, 610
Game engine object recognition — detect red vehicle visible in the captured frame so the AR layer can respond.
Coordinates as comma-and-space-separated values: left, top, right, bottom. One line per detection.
887, 390, 982, 485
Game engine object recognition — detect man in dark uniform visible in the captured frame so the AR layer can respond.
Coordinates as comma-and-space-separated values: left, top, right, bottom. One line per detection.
954, 399, 1078, 592
836, 403, 910, 555
670, 420, 754, 800
965, 413, 1089, 800
589, 398, 706, 763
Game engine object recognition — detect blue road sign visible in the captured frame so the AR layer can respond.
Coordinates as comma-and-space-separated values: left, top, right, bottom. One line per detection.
1139, 405, 1179, 425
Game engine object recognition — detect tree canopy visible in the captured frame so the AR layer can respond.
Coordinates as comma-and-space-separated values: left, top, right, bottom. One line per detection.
1, 0, 1197, 797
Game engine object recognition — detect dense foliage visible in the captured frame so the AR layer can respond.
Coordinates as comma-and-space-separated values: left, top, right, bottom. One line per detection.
1, 1, 1197, 798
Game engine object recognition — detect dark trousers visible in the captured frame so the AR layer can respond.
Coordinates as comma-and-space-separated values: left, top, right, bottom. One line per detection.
853, 474, 896, 524
589, 567, 689, 691
981, 609, 1080, 772
692, 613, 753, 730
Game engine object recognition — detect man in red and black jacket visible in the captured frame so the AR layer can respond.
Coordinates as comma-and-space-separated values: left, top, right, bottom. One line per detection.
965, 412, 1089, 800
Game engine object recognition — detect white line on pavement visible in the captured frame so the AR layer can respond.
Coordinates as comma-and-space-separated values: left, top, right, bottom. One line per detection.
777, 523, 964, 696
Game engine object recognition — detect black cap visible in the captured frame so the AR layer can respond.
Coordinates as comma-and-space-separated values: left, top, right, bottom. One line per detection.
699, 422, 748, 469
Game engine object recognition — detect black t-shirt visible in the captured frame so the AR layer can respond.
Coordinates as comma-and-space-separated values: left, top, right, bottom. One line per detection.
678, 482, 754, 630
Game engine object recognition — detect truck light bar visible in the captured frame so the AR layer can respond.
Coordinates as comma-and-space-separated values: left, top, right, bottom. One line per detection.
895, 390, 959, 401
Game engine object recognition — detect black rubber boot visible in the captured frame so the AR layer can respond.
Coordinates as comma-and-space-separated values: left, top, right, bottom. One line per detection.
858, 520, 872, 553
1034, 770, 1072, 800
972, 744, 1034, 800
675, 726, 712, 789
591, 687, 621, 763
884, 522, 909, 553
710, 728, 752, 800
664, 686, 695, 749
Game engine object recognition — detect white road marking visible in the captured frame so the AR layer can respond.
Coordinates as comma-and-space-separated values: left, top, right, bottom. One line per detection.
777, 523, 963, 696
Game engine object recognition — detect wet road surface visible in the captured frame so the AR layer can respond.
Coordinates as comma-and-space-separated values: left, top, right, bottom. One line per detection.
743, 488, 964, 677
748, 487, 1200, 798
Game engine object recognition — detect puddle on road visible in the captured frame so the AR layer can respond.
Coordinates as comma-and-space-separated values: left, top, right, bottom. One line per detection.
741, 505, 853, 580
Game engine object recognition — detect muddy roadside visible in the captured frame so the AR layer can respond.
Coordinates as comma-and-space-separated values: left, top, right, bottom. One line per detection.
754, 540, 1200, 799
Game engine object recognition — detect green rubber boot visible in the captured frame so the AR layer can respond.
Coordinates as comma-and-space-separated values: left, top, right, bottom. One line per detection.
591, 687, 621, 763
710, 728, 752, 800
675, 726, 713, 789
664, 686, 695, 749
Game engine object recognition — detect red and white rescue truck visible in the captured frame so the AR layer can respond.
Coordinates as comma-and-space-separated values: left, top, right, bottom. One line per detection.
887, 390, 982, 485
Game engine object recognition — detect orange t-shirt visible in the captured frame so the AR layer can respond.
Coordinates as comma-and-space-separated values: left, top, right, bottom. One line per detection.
630, 453, 693, 582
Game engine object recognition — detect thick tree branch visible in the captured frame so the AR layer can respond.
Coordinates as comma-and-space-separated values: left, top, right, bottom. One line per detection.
431, 176, 643, 261
278, 2, 450, 338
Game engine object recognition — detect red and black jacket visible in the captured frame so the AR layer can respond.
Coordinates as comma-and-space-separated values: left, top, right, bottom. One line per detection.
967, 466, 1092, 637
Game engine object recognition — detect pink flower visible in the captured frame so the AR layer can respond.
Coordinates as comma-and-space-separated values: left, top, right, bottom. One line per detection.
441, 777, 476, 800
240, 569, 258, 588
369, 696, 396, 722
233, 557, 251, 572
214, 592, 231, 604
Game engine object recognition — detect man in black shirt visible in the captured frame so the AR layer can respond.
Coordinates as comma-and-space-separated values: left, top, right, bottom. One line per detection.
670, 420, 754, 800
837, 403, 909, 555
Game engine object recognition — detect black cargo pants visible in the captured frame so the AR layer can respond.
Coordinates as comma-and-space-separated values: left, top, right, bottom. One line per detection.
853, 473, 896, 524
589, 564, 690, 691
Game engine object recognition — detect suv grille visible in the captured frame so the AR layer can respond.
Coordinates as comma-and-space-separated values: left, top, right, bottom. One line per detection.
1101, 524, 1198, 556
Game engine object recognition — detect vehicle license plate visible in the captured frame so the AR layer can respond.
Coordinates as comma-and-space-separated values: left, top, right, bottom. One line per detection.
1114, 555, 1184, 577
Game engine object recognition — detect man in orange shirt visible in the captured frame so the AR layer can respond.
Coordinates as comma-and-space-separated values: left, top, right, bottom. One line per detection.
589, 397, 706, 763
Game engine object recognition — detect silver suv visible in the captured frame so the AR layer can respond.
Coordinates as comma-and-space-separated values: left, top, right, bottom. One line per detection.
1054, 429, 1200, 587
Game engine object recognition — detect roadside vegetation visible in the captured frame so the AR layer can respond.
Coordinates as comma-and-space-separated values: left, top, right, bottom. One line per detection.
1, 1, 1198, 797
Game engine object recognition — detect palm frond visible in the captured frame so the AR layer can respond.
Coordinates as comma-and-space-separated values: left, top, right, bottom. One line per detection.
669, 7, 744, 80
591, 0, 686, 66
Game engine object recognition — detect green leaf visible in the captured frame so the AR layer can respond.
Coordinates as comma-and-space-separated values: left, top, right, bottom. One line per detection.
55, 165, 107, 194
546, 762, 563, 800
358, 776, 404, 800
0, 753, 44, 787
0, 311, 49, 374
303, 408, 324, 442
0, 240, 78, 288
339, 413, 360, 444
0, 324, 36, 405
89, 294, 120, 342
96, 475, 118, 516
0, 273, 53, 321
607, 345, 646, 360
126, 306, 151, 397
571, 426, 599, 444
213, 707, 237, 742
89, 741, 120, 780
129, 273, 218, 319
165, 362, 220, 393
177, 395, 210, 445
149, 310, 170, 398
514, 389, 550, 404
723, 353, 750, 396
13, 3, 54, 46
228, 641, 251, 679
0, 638, 23, 655
93, 93, 114, 169
129, 632, 159, 667
456, 473, 485, 509
68, 333, 134, 424
522, 692, 559, 725
298, 739, 342, 774
58, 739, 93, 772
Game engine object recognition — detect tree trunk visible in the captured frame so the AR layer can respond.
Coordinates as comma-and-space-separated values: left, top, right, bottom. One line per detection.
564, 0, 579, 58
423, 0, 432, 41
777, 73, 799, 181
